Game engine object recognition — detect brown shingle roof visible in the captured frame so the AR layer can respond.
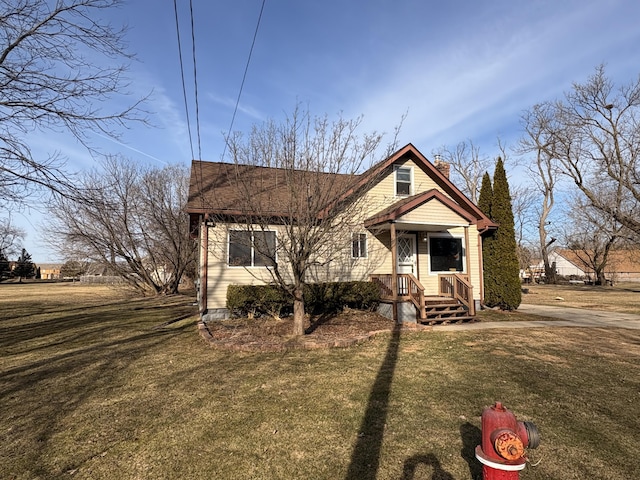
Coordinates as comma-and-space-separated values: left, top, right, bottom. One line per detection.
186, 161, 357, 217
186, 143, 496, 231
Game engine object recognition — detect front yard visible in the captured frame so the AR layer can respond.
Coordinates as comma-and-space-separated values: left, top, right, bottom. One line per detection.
1, 282, 638, 479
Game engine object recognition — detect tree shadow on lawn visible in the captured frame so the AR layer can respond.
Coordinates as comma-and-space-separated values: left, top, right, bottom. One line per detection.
344, 324, 401, 480
343, 323, 474, 480
0, 297, 194, 351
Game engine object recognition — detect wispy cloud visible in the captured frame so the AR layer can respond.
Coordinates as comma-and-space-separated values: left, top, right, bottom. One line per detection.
90, 132, 168, 165
341, 0, 640, 154
207, 92, 266, 122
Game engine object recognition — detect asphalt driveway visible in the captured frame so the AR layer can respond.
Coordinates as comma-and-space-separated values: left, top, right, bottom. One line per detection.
433, 303, 640, 331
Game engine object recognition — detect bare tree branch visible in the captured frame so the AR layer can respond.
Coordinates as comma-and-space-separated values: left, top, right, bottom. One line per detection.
0, 0, 148, 206
524, 65, 640, 236
48, 157, 196, 294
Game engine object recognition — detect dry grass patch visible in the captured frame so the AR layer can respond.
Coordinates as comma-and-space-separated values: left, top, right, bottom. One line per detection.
1, 283, 639, 479
521, 282, 640, 314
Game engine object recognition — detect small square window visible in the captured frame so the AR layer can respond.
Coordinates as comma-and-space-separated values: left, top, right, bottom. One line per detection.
396, 167, 412, 196
352, 233, 367, 258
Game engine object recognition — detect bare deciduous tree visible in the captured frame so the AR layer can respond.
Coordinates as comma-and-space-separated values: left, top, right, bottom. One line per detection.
520, 103, 564, 283
524, 65, 640, 238
509, 184, 537, 273
49, 157, 196, 294
0, 0, 146, 206
219, 107, 399, 336
0, 216, 25, 258
562, 194, 626, 285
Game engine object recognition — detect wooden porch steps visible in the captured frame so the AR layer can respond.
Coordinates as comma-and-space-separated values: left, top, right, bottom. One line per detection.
420, 297, 477, 325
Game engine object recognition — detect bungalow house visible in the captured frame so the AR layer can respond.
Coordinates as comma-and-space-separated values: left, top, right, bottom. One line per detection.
186, 144, 497, 323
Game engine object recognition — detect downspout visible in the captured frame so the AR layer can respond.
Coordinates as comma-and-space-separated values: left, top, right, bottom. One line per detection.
199, 214, 209, 317
464, 226, 471, 278
477, 232, 484, 306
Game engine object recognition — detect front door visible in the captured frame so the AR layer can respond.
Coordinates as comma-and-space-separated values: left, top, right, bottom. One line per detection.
397, 235, 416, 296
397, 234, 416, 274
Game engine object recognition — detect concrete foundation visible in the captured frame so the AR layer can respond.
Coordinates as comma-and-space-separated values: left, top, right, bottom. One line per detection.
201, 308, 230, 322
377, 302, 417, 323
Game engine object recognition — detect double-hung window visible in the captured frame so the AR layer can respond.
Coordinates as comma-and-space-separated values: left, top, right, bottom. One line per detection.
228, 230, 276, 267
352, 233, 367, 258
395, 166, 412, 196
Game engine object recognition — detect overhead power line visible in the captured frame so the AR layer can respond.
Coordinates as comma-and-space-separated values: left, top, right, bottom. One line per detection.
222, 0, 267, 160
189, 0, 202, 161
172, 0, 195, 161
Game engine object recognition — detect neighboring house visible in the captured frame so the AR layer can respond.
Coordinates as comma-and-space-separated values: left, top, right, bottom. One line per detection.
186, 144, 497, 323
546, 249, 640, 283
39, 264, 62, 280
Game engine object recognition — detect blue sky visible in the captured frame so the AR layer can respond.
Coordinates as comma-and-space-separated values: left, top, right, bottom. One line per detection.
15, 0, 640, 262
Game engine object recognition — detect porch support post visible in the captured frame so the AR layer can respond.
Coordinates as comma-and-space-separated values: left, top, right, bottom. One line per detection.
464, 226, 475, 316
390, 221, 398, 322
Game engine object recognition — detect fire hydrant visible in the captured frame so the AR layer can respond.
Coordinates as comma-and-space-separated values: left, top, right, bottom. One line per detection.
475, 401, 540, 480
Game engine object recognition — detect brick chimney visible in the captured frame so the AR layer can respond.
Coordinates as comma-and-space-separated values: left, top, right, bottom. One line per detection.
434, 154, 450, 179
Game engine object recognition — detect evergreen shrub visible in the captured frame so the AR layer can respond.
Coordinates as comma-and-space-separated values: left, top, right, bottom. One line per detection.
226, 281, 380, 318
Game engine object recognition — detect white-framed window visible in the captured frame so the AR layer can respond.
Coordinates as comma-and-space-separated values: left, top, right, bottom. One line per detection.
428, 235, 464, 273
352, 233, 367, 258
395, 166, 412, 196
228, 230, 276, 267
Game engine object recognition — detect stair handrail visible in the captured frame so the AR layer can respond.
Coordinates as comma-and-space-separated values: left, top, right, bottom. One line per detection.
438, 273, 475, 316
405, 274, 426, 319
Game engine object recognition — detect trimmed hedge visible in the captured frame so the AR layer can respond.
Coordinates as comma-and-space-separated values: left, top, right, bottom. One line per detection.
226, 281, 380, 318
304, 281, 380, 314
226, 285, 291, 318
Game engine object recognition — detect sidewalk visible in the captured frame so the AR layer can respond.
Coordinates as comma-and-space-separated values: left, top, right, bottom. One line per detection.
432, 303, 640, 331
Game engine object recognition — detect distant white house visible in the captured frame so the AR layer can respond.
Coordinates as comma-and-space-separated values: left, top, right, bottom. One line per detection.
535, 249, 640, 283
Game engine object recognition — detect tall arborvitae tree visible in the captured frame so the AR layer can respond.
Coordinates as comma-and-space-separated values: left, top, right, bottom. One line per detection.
478, 172, 493, 217
478, 172, 498, 306
486, 158, 521, 309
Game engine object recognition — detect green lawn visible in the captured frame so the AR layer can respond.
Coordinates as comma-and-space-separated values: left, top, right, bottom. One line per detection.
1, 282, 639, 479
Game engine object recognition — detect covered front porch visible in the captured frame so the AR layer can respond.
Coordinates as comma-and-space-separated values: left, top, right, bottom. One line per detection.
370, 272, 476, 324
363, 190, 483, 323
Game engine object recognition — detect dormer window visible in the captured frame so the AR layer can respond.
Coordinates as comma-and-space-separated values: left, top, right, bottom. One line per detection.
395, 166, 412, 196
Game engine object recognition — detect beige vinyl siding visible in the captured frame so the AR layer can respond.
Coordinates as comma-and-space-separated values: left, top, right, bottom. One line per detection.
359, 158, 453, 218
205, 224, 285, 310
397, 199, 467, 225
203, 156, 485, 308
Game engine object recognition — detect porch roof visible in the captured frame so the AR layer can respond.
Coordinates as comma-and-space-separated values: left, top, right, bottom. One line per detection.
363, 189, 490, 231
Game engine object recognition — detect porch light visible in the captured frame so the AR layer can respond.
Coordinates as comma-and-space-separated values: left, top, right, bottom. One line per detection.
421, 232, 428, 242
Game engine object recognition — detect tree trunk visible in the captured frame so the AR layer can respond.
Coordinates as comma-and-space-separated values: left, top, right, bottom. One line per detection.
543, 260, 557, 284
292, 286, 305, 336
